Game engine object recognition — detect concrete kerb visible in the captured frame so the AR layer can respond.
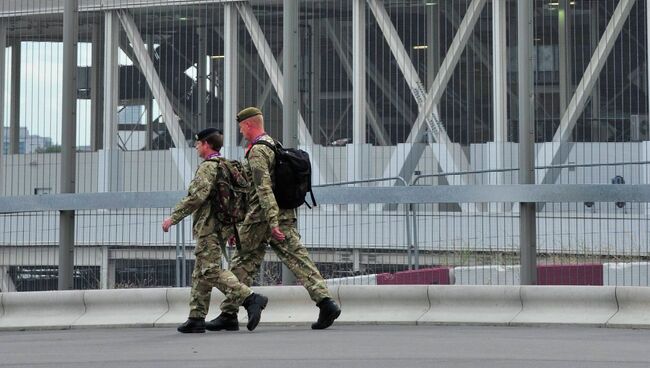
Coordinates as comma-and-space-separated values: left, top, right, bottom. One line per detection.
0, 293, 4, 320
0, 290, 85, 330
419, 285, 522, 325
607, 286, 650, 328
511, 286, 618, 326
337, 285, 429, 324
72, 288, 168, 328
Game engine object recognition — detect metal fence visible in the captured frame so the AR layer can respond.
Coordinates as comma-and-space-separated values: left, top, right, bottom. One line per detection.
1, 0, 650, 291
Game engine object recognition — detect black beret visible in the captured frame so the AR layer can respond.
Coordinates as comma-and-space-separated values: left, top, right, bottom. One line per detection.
194, 127, 222, 141
236, 107, 263, 122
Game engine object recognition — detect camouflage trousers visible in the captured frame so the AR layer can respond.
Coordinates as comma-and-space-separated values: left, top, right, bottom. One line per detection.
220, 219, 331, 314
189, 233, 252, 319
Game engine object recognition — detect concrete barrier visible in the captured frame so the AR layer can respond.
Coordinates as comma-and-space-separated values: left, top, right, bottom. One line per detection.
0, 290, 85, 330
419, 285, 522, 325
603, 262, 650, 286
607, 286, 650, 328
337, 285, 429, 324
3, 285, 650, 329
73, 288, 168, 328
511, 286, 618, 326
453, 265, 520, 285
155, 287, 191, 326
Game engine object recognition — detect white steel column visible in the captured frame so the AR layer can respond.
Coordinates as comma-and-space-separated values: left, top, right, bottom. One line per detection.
103, 13, 118, 151
427, 2, 440, 87
99, 11, 120, 193
349, 0, 368, 183
197, 26, 207, 132
536, 0, 636, 184
492, 0, 507, 144
223, 4, 239, 152
9, 41, 20, 154
352, 0, 366, 147
145, 34, 153, 150
490, 0, 509, 212
0, 20, 5, 195
558, 0, 572, 115
310, 21, 321, 141
117, 10, 194, 187
91, 21, 104, 151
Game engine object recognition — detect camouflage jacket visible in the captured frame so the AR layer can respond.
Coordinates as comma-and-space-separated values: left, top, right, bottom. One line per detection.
170, 159, 226, 238
243, 134, 296, 228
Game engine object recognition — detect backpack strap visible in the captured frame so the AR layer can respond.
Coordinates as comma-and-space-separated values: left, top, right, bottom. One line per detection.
245, 139, 277, 158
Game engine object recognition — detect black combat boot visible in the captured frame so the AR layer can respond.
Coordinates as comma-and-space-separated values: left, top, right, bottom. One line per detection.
311, 298, 341, 330
177, 317, 206, 333
206, 312, 239, 331
242, 293, 269, 331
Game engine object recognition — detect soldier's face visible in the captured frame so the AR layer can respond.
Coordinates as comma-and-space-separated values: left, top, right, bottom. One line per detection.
239, 121, 252, 141
195, 140, 207, 158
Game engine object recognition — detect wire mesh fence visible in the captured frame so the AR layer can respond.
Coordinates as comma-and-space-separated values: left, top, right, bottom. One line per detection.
1, 0, 649, 291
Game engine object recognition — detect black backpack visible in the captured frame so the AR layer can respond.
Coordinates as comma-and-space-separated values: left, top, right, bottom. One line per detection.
246, 139, 317, 209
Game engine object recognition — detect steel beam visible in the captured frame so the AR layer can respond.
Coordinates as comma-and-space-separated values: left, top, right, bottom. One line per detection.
117, 10, 194, 187
368, 0, 485, 186
236, 2, 333, 184
236, 2, 314, 146
323, 20, 390, 145
536, 0, 637, 185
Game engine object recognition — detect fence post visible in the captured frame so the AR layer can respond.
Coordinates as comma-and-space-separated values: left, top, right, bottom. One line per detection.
518, 0, 537, 285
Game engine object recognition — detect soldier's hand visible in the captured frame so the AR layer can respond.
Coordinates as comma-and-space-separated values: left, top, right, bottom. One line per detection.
162, 218, 174, 232
271, 226, 286, 241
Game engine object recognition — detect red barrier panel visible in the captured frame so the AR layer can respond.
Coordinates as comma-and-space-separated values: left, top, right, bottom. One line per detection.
376, 268, 450, 285
536, 264, 603, 286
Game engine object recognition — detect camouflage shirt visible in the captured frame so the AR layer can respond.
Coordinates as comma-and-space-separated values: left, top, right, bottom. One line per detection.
170, 159, 222, 238
243, 134, 296, 228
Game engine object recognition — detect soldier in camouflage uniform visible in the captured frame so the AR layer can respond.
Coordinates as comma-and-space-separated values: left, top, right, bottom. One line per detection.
162, 128, 268, 333
207, 107, 341, 331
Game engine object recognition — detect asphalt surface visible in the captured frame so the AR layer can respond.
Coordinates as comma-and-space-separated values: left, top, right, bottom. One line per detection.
1, 324, 649, 368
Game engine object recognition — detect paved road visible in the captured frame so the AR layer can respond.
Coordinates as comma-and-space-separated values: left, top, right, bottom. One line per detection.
1, 325, 649, 368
